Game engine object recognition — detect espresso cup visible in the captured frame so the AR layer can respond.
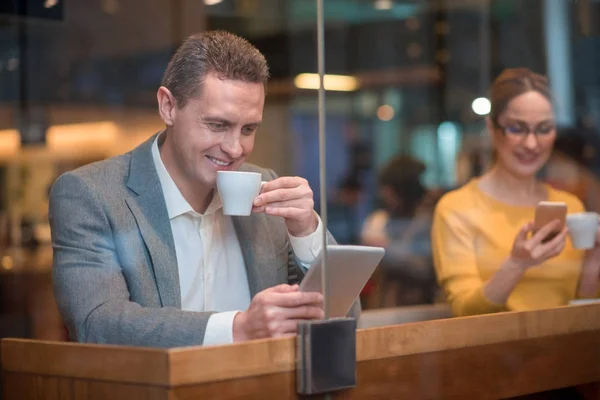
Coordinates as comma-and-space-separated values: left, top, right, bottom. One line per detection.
566, 212, 599, 250
216, 171, 262, 216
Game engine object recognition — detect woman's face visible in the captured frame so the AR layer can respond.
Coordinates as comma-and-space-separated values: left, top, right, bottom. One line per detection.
490, 91, 556, 179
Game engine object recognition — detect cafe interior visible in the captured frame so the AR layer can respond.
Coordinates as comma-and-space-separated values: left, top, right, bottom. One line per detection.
2, 0, 600, 398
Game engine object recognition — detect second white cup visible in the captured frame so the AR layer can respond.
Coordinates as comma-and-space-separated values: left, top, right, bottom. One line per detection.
566, 212, 599, 250
216, 171, 262, 216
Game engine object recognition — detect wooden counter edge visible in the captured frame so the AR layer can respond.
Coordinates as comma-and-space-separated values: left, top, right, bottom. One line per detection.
167, 304, 600, 386
1, 339, 171, 386
3, 304, 600, 387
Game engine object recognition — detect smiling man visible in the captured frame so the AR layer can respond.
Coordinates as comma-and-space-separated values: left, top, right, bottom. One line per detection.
49, 31, 357, 348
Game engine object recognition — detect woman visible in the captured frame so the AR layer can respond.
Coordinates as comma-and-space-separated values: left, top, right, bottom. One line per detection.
432, 68, 600, 317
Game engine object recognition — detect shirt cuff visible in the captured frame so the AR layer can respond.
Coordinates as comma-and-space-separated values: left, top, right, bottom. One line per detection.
203, 311, 240, 346
288, 212, 323, 266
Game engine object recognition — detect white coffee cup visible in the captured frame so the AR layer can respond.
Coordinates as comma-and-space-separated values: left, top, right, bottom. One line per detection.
216, 171, 262, 216
566, 212, 599, 249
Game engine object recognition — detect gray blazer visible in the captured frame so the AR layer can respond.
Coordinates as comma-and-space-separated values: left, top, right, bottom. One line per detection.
49, 133, 360, 348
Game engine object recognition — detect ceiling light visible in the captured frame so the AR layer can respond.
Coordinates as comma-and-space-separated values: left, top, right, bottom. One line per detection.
294, 74, 359, 92
377, 105, 395, 121
374, 0, 393, 10
472, 97, 491, 116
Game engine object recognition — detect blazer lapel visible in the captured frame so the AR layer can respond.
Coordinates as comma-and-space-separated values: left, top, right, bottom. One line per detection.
125, 133, 181, 308
232, 214, 285, 297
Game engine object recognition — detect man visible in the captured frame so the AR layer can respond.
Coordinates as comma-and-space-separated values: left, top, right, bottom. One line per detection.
49, 30, 358, 348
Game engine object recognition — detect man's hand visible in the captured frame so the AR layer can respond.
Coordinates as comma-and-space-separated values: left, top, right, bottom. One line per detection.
253, 177, 318, 237
232, 284, 324, 342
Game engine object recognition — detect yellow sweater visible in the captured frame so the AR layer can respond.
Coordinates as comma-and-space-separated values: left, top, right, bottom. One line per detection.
432, 179, 586, 316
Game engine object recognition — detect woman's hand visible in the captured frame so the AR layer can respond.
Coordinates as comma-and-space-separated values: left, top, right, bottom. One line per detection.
508, 219, 568, 271
588, 215, 600, 253
484, 219, 568, 307
577, 215, 600, 298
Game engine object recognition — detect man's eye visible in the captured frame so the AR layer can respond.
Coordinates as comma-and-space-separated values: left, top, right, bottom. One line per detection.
242, 126, 257, 136
208, 123, 226, 131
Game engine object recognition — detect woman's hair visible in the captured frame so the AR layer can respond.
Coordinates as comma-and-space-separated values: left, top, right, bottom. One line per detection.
489, 68, 552, 123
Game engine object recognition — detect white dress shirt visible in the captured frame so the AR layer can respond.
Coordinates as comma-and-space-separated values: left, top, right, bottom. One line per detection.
151, 135, 323, 345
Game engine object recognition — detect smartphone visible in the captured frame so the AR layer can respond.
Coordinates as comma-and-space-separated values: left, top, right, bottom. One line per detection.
533, 201, 567, 242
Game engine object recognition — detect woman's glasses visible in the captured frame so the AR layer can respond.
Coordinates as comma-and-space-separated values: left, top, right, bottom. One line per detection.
494, 120, 556, 140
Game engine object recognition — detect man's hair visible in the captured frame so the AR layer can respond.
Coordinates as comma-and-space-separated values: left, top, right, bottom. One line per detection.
161, 30, 270, 108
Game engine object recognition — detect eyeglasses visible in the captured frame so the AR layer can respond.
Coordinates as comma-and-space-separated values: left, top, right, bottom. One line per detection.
494, 121, 556, 139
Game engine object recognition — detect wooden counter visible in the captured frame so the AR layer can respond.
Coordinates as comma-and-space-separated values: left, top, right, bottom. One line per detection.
3, 303, 600, 399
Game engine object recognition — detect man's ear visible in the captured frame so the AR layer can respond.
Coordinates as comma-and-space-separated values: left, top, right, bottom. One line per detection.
157, 86, 178, 126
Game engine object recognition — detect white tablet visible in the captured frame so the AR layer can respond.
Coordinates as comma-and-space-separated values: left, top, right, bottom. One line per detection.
299, 245, 385, 318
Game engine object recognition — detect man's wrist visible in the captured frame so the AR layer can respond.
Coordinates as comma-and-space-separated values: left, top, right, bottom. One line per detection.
288, 213, 323, 264
232, 311, 248, 342
289, 213, 319, 238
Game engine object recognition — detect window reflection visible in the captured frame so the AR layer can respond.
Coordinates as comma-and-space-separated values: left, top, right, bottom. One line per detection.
1, 0, 600, 344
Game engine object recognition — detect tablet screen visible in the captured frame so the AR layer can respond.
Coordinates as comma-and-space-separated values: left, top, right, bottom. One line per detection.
299, 245, 385, 318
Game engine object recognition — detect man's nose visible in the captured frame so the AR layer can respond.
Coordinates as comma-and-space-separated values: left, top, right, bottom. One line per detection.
221, 133, 243, 159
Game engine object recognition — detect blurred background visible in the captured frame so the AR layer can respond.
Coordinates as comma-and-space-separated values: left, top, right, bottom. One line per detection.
1, 0, 600, 340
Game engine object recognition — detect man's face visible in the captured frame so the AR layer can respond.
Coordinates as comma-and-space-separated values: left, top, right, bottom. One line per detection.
160, 72, 265, 190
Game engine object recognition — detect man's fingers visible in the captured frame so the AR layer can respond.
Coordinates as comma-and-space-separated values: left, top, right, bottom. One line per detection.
272, 318, 326, 337
266, 291, 323, 307
254, 187, 308, 207
274, 305, 324, 321
269, 320, 305, 337
264, 207, 308, 220
253, 203, 307, 213
261, 177, 306, 192
266, 284, 298, 293
257, 199, 305, 210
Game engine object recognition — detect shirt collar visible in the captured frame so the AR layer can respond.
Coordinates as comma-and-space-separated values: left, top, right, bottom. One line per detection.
151, 133, 222, 219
